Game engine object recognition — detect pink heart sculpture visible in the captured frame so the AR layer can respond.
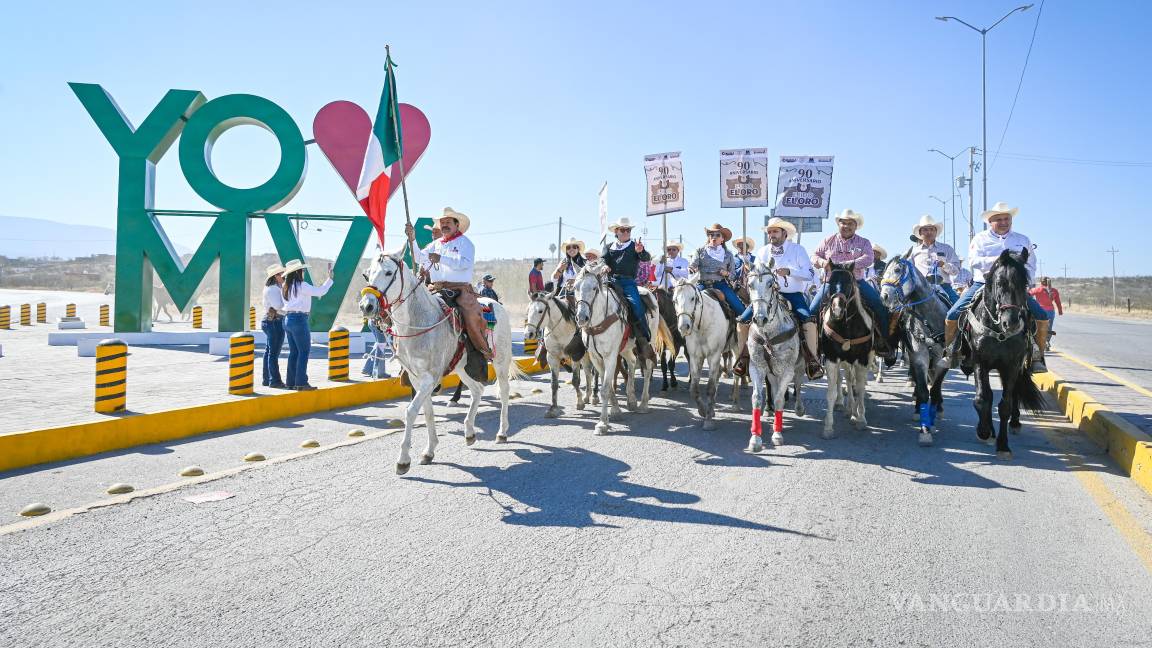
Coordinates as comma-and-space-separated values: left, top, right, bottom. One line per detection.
312, 101, 431, 211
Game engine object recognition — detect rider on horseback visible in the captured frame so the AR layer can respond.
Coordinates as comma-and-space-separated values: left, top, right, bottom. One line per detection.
655, 240, 690, 290
552, 237, 586, 294
943, 202, 1050, 370
736, 217, 824, 380
909, 215, 962, 303
732, 237, 756, 286
600, 217, 656, 361
689, 223, 749, 375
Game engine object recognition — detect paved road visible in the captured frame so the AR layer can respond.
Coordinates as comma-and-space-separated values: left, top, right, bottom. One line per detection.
3, 366, 1152, 647
1051, 313, 1152, 392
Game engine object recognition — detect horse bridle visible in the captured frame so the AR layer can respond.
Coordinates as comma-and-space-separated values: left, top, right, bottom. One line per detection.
363, 252, 453, 337
526, 294, 558, 337
673, 282, 705, 331
970, 286, 1026, 342
881, 258, 933, 313
747, 268, 784, 320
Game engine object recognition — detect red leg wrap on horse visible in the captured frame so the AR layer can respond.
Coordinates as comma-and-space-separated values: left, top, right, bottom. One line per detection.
774, 410, 784, 433
751, 408, 762, 435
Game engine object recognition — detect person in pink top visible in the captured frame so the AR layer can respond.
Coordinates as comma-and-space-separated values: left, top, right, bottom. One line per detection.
808, 209, 893, 358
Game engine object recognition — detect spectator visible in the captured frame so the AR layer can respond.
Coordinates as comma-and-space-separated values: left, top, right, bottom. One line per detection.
479, 274, 501, 302
1029, 277, 1063, 345
528, 258, 545, 294
361, 318, 393, 379
261, 263, 287, 389
281, 258, 334, 391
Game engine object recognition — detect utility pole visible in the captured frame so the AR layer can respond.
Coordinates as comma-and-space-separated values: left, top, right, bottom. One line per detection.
1060, 264, 1069, 280
1107, 248, 1119, 307
556, 217, 563, 261
967, 147, 976, 241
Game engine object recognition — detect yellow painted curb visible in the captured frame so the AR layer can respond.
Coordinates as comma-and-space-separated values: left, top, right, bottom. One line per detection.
1034, 368, 1152, 498
0, 358, 543, 474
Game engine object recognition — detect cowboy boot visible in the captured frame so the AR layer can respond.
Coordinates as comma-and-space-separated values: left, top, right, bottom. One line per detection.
942, 319, 960, 369
801, 321, 824, 380
734, 322, 751, 377
1032, 319, 1050, 371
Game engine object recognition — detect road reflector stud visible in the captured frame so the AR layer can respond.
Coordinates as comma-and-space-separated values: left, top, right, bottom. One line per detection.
347, 429, 365, 437
300, 439, 320, 448
180, 465, 205, 477
20, 503, 51, 517
531, 388, 543, 394
243, 452, 266, 462
106, 483, 134, 495
387, 419, 404, 428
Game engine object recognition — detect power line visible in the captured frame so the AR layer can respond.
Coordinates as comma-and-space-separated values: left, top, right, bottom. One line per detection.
995, 152, 1152, 167
991, 0, 1044, 171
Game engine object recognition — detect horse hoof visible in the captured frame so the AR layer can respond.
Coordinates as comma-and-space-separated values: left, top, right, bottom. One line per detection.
1009, 421, 1022, 433
544, 407, 561, 418
771, 433, 784, 446
702, 419, 717, 431
822, 429, 836, 440
982, 436, 996, 446
997, 450, 1013, 461
637, 405, 650, 414
918, 432, 933, 447
396, 463, 410, 475
594, 423, 610, 435
465, 435, 476, 446
496, 434, 508, 444
747, 440, 763, 453
419, 454, 434, 465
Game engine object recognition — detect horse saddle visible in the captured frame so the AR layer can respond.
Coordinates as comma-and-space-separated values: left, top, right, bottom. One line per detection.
430, 287, 489, 382
704, 288, 737, 321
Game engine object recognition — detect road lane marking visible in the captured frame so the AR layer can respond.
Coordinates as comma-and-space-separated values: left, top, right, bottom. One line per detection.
1056, 350, 1152, 401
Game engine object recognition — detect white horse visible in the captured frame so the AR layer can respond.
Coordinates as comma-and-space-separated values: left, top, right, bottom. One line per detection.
572, 263, 663, 435
672, 276, 738, 430
744, 262, 807, 450
360, 250, 524, 474
524, 291, 595, 417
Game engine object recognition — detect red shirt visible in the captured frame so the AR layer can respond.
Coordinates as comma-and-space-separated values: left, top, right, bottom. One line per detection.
1029, 286, 1063, 314
528, 268, 545, 293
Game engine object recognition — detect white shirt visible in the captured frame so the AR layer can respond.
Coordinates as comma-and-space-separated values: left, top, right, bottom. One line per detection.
262, 284, 285, 313
967, 229, 1036, 284
654, 255, 691, 287
954, 267, 974, 289
283, 278, 333, 313
415, 233, 476, 284
754, 241, 815, 294
910, 241, 961, 284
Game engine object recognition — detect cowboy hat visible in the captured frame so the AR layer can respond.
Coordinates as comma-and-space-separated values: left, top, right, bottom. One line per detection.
439, 207, 471, 234
981, 201, 1019, 222
873, 245, 888, 261
607, 217, 635, 232
911, 214, 944, 239
561, 236, 586, 254
265, 263, 286, 278
281, 259, 310, 275
835, 209, 864, 229
584, 249, 601, 259
703, 223, 733, 242
762, 217, 798, 240
732, 236, 755, 250
663, 240, 684, 251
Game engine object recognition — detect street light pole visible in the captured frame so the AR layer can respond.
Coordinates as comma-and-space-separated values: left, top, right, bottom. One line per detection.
936, 5, 1034, 214
929, 195, 950, 224
1107, 247, 1119, 307
929, 147, 968, 249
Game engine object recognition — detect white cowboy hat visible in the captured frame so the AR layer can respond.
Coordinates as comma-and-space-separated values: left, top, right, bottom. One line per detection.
911, 214, 944, 239
663, 240, 684, 251
762, 217, 797, 240
981, 201, 1018, 222
873, 245, 888, 261
265, 263, 285, 278
439, 207, 471, 234
584, 249, 601, 259
561, 237, 586, 254
607, 217, 636, 232
732, 236, 755, 250
835, 209, 864, 229
281, 259, 311, 275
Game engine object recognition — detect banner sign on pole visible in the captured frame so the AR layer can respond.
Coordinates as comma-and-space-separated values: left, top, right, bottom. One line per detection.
774, 155, 835, 218
644, 151, 685, 216
719, 148, 769, 208
598, 182, 609, 242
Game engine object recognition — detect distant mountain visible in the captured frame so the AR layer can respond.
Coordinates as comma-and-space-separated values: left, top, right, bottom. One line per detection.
0, 215, 189, 259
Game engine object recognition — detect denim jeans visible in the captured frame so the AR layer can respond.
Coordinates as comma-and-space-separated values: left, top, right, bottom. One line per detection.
697, 280, 746, 315
1045, 309, 1056, 332
284, 312, 312, 387
739, 291, 811, 322
946, 282, 1050, 322
361, 321, 392, 378
261, 317, 285, 386
939, 283, 959, 303
612, 276, 651, 340
810, 279, 889, 332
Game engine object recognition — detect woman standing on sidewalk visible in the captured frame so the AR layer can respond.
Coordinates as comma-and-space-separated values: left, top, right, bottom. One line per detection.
281, 258, 334, 391
261, 263, 287, 389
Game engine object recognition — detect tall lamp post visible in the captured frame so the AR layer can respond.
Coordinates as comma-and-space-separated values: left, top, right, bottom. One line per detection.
929, 148, 967, 249
929, 195, 951, 229
936, 5, 1034, 214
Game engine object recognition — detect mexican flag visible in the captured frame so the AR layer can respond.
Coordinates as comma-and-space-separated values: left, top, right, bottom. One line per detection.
357, 52, 404, 246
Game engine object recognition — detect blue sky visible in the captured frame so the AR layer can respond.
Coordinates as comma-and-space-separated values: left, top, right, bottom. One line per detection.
1, 0, 1149, 277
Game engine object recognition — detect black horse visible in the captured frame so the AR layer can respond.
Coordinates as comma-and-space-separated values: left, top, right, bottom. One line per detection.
956, 249, 1045, 459
654, 288, 688, 391
818, 262, 876, 437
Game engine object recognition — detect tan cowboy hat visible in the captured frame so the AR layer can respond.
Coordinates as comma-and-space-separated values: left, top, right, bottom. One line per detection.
663, 240, 684, 251
762, 216, 797, 240
265, 263, 285, 278
911, 214, 944, 239
873, 245, 888, 261
281, 259, 311, 275
732, 236, 755, 251
440, 207, 471, 233
607, 217, 636, 232
981, 201, 1019, 222
835, 209, 864, 229
561, 236, 586, 254
703, 223, 733, 242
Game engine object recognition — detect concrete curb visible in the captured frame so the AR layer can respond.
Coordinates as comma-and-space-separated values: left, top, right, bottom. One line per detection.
0, 357, 544, 474
1034, 368, 1152, 498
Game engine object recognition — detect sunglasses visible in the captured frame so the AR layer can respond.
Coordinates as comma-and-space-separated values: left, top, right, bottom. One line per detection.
708, 232, 724, 238
566, 245, 580, 250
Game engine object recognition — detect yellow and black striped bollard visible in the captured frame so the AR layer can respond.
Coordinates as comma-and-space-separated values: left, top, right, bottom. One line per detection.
229, 332, 255, 395
328, 327, 349, 381
65, 303, 76, 318
36, 302, 46, 323
20, 304, 31, 326
0, 306, 10, 329
99, 304, 110, 327
249, 306, 256, 330
192, 306, 203, 329
523, 336, 538, 355
95, 339, 128, 413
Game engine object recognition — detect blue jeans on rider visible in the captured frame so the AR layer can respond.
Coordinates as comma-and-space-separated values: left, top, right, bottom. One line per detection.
940, 283, 959, 303
284, 312, 312, 388
946, 282, 1050, 321
261, 316, 285, 387
738, 291, 811, 322
698, 280, 746, 316
809, 279, 890, 333
613, 276, 651, 340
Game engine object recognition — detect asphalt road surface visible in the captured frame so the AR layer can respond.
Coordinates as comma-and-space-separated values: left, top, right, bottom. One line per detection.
3, 367, 1152, 647
1051, 313, 1152, 391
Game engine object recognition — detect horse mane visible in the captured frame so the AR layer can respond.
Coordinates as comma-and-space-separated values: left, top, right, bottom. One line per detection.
987, 249, 1030, 293
551, 294, 574, 321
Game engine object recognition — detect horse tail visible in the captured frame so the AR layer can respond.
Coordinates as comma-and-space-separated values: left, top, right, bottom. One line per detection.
507, 357, 531, 383
1014, 367, 1047, 415
653, 317, 673, 356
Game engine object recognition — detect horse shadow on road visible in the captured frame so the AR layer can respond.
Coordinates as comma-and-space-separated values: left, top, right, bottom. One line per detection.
404, 441, 824, 539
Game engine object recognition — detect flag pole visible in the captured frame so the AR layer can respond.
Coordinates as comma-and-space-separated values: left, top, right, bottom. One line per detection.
385, 45, 417, 272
